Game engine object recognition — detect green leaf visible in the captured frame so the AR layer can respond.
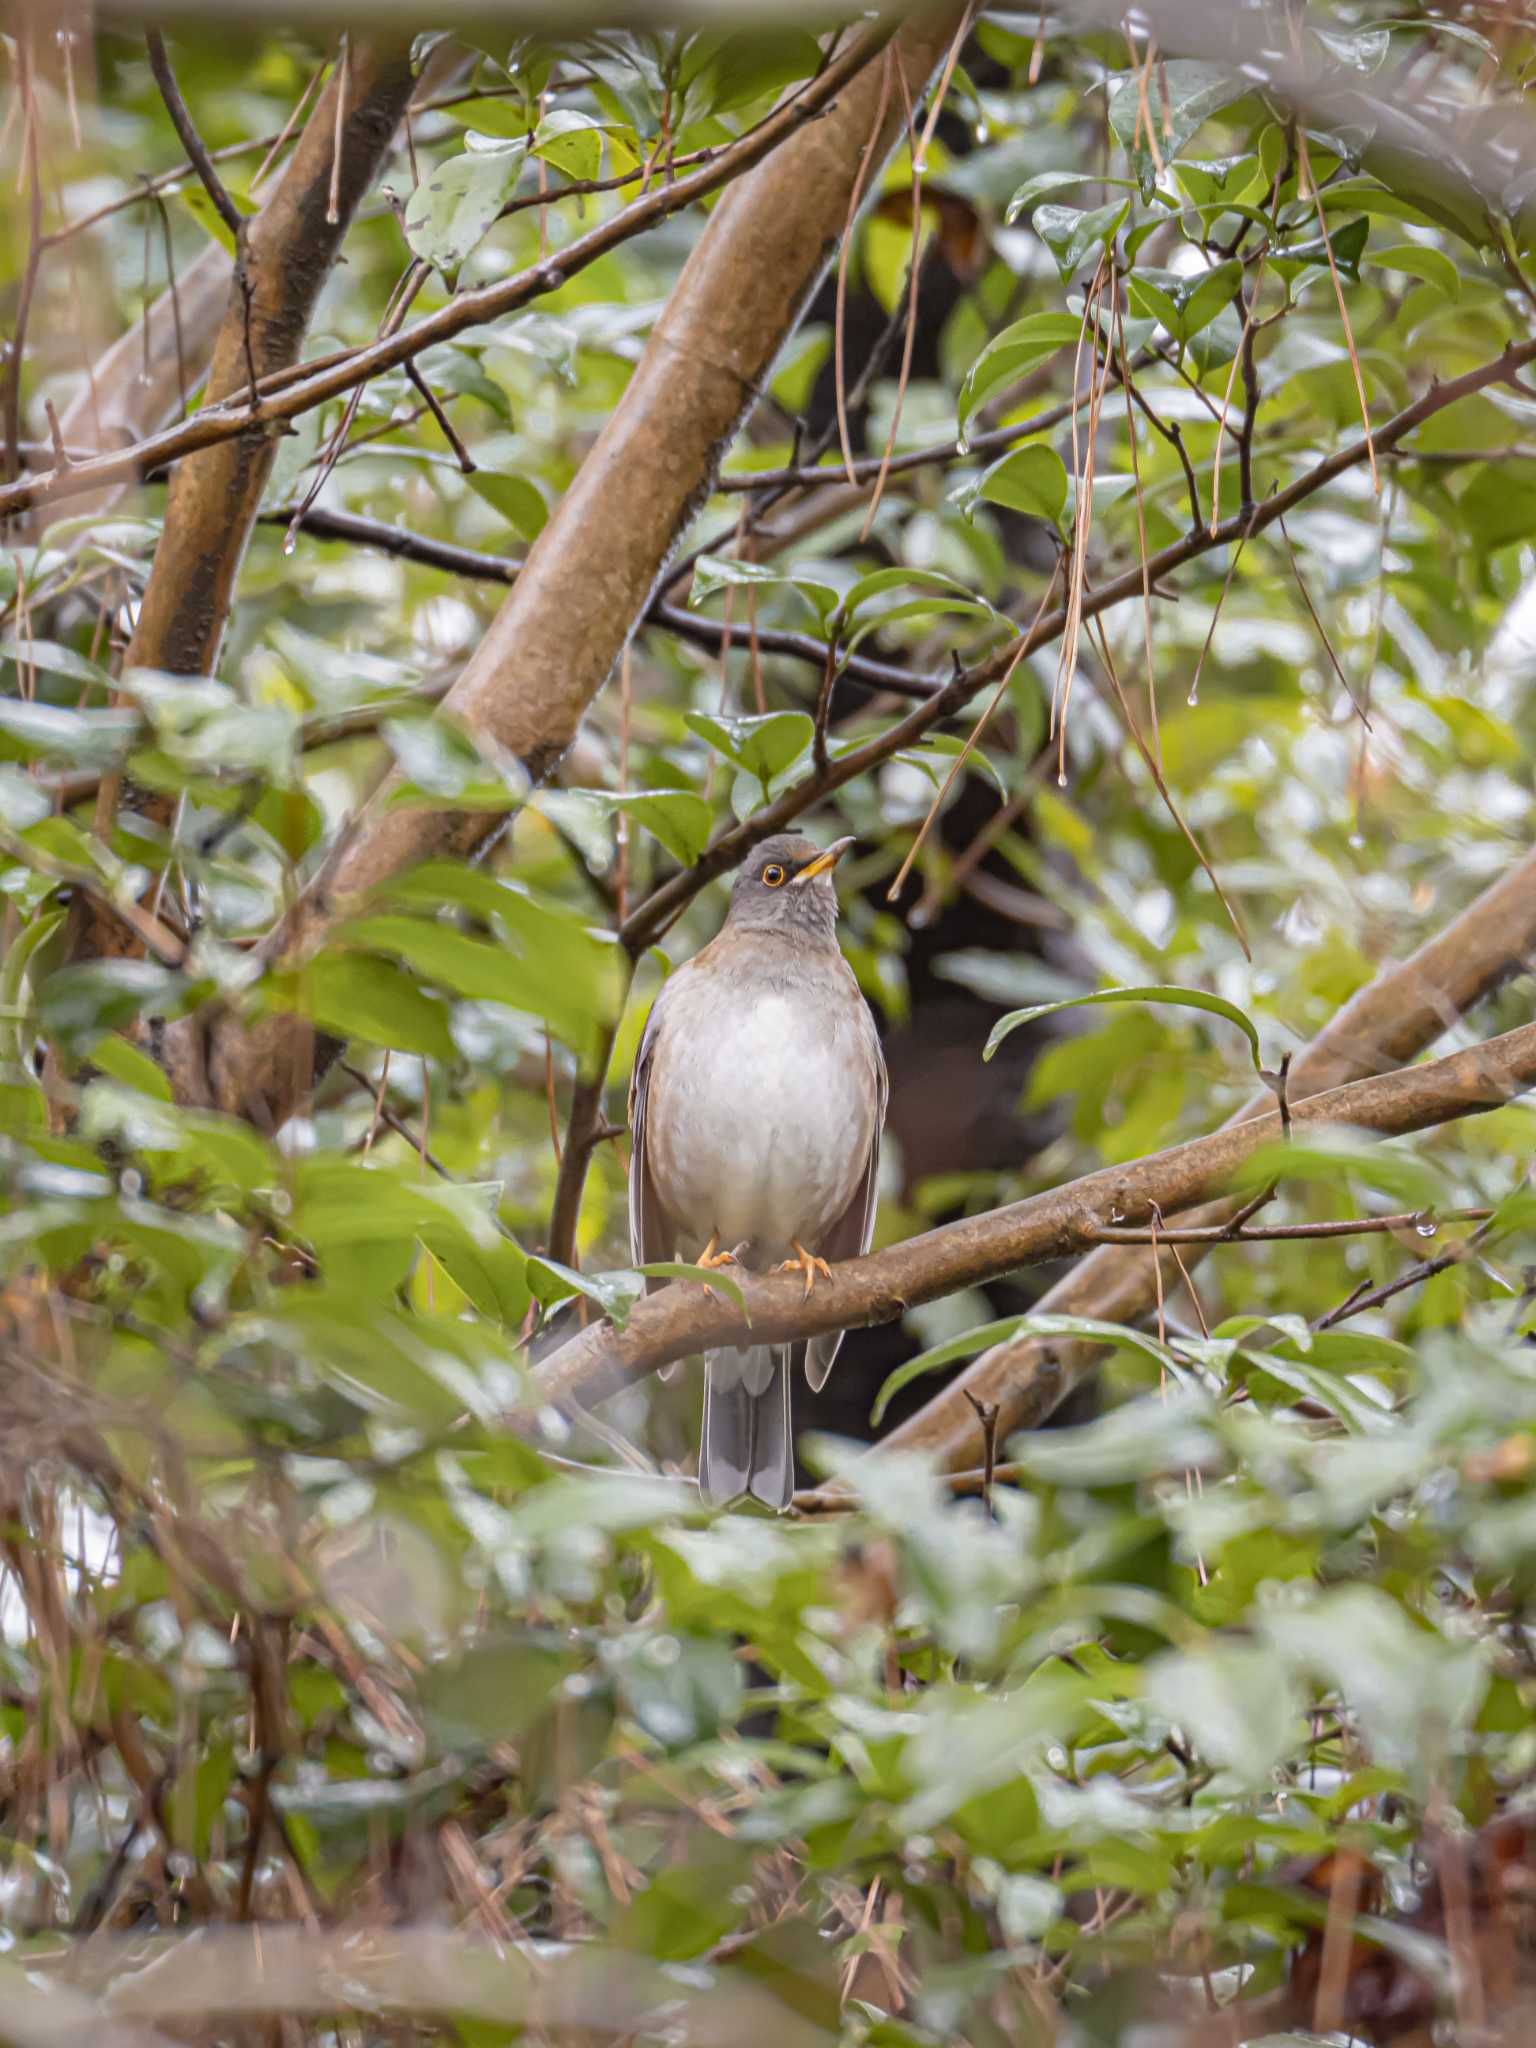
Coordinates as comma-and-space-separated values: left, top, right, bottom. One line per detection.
1145, 1644, 1302, 1785
0, 697, 138, 767
277, 951, 457, 1062
175, 181, 243, 255
611, 1834, 755, 1961
983, 984, 1263, 1070
1272, 214, 1369, 283
466, 470, 547, 540
1031, 199, 1130, 284
957, 443, 1068, 526
0, 908, 62, 1069
683, 710, 813, 790
525, 1255, 645, 1327
87, 1032, 173, 1101
372, 866, 623, 1058
957, 311, 1084, 443
0, 637, 115, 690
871, 1311, 1183, 1426
870, 1318, 1035, 1427
1006, 171, 1143, 223
345, 910, 606, 1056
1127, 260, 1241, 344
1235, 1128, 1447, 1211
1107, 59, 1249, 194
566, 788, 713, 866
1172, 155, 1261, 210
681, 27, 821, 118
403, 139, 528, 274
637, 1260, 748, 1319
1369, 241, 1460, 300
532, 108, 604, 182
419, 1637, 575, 1750
688, 554, 839, 625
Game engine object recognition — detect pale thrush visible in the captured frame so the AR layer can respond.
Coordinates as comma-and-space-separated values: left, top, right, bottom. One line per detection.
628, 833, 887, 1509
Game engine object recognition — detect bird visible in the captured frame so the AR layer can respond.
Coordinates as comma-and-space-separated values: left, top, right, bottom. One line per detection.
627, 832, 887, 1510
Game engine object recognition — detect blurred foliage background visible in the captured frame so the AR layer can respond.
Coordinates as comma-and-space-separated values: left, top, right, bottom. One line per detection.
2, 2, 1536, 2041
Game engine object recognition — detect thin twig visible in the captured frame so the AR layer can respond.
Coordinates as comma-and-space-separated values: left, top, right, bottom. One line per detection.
404, 362, 475, 472
886, 558, 1062, 904
1090, 1206, 1491, 1245
1089, 613, 1250, 956
338, 1061, 452, 1178
962, 1389, 999, 1517
144, 29, 245, 241
1276, 512, 1373, 730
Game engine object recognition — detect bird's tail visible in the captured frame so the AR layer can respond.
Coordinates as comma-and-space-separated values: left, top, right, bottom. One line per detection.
699, 1345, 794, 1510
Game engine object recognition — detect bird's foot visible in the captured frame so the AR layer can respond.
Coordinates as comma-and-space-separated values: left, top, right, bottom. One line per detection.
694, 1233, 741, 1272
775, 1240, 833, 1299
694, 1234, 744, 1301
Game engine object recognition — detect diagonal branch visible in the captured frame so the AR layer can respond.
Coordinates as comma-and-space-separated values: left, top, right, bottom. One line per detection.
531, 1018, 1536, 1412
617, 337, 1536, 955
144, 29, 244, 241
877, 840, 1536, 1466
0, 22, 911, 529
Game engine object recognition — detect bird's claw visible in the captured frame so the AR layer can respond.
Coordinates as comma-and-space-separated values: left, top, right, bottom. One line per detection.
775, 1241, 833, 1299
694, 1235, 745, 1301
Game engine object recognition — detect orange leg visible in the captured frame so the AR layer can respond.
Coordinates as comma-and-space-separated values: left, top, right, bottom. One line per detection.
694, 1231, 741, 1271
774, 1240, 833, 1298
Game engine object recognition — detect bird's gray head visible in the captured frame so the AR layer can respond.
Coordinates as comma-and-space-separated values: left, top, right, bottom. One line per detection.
724, 833, 856, 941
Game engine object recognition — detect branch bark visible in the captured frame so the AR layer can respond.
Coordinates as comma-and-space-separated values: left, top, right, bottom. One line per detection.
126, 36, 416, 685
531, 1015, 1536, 1412
58, 36, 417, 972
54, 242, 232, 508
877, 842, 1536, 1466
158, 7, 968, 1124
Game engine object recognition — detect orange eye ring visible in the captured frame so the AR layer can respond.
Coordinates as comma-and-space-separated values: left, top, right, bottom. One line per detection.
762, 863, 786, 887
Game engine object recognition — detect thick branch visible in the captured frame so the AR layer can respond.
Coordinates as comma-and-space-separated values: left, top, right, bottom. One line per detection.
261, 506, 945, 697
878, 841, 1536, 1466
127, 37, 416, 685
159, 7, 967, 1124
531, 1019, 1536, 1411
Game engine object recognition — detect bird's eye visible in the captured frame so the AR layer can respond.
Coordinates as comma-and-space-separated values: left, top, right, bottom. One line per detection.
762, 863, 786, 888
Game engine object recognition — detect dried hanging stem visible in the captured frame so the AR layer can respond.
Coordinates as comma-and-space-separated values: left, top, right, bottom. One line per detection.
912, 2, 974, 172
886, 555, 1063, 904
1209, 262, 1263, 534
1296, 132, 1378, 492
859, 61, 923, 539
1089, 611, 1250, 955
1113, 281, 1161, 767
833, 50, 896, 485
1054, 255, 1114, 778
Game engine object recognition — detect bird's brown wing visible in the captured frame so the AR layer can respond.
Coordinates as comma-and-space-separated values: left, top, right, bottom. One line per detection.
805, 1014, 887, 1392
627, 978, 678, 1273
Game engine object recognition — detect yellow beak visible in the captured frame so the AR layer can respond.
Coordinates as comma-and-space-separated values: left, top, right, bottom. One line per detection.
791, 835, 857, 885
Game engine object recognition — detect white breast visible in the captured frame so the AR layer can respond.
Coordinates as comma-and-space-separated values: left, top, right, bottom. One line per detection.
647, 958, 875, 1264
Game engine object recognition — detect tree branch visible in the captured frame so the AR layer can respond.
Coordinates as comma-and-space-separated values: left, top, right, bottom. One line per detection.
530, 1019, 1536, 1412
616, 338, 1536, 954
0, 22, 907, 528
144, 29, 245, 241
257, 506, 945, 698
877, 841, 1536, 1467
